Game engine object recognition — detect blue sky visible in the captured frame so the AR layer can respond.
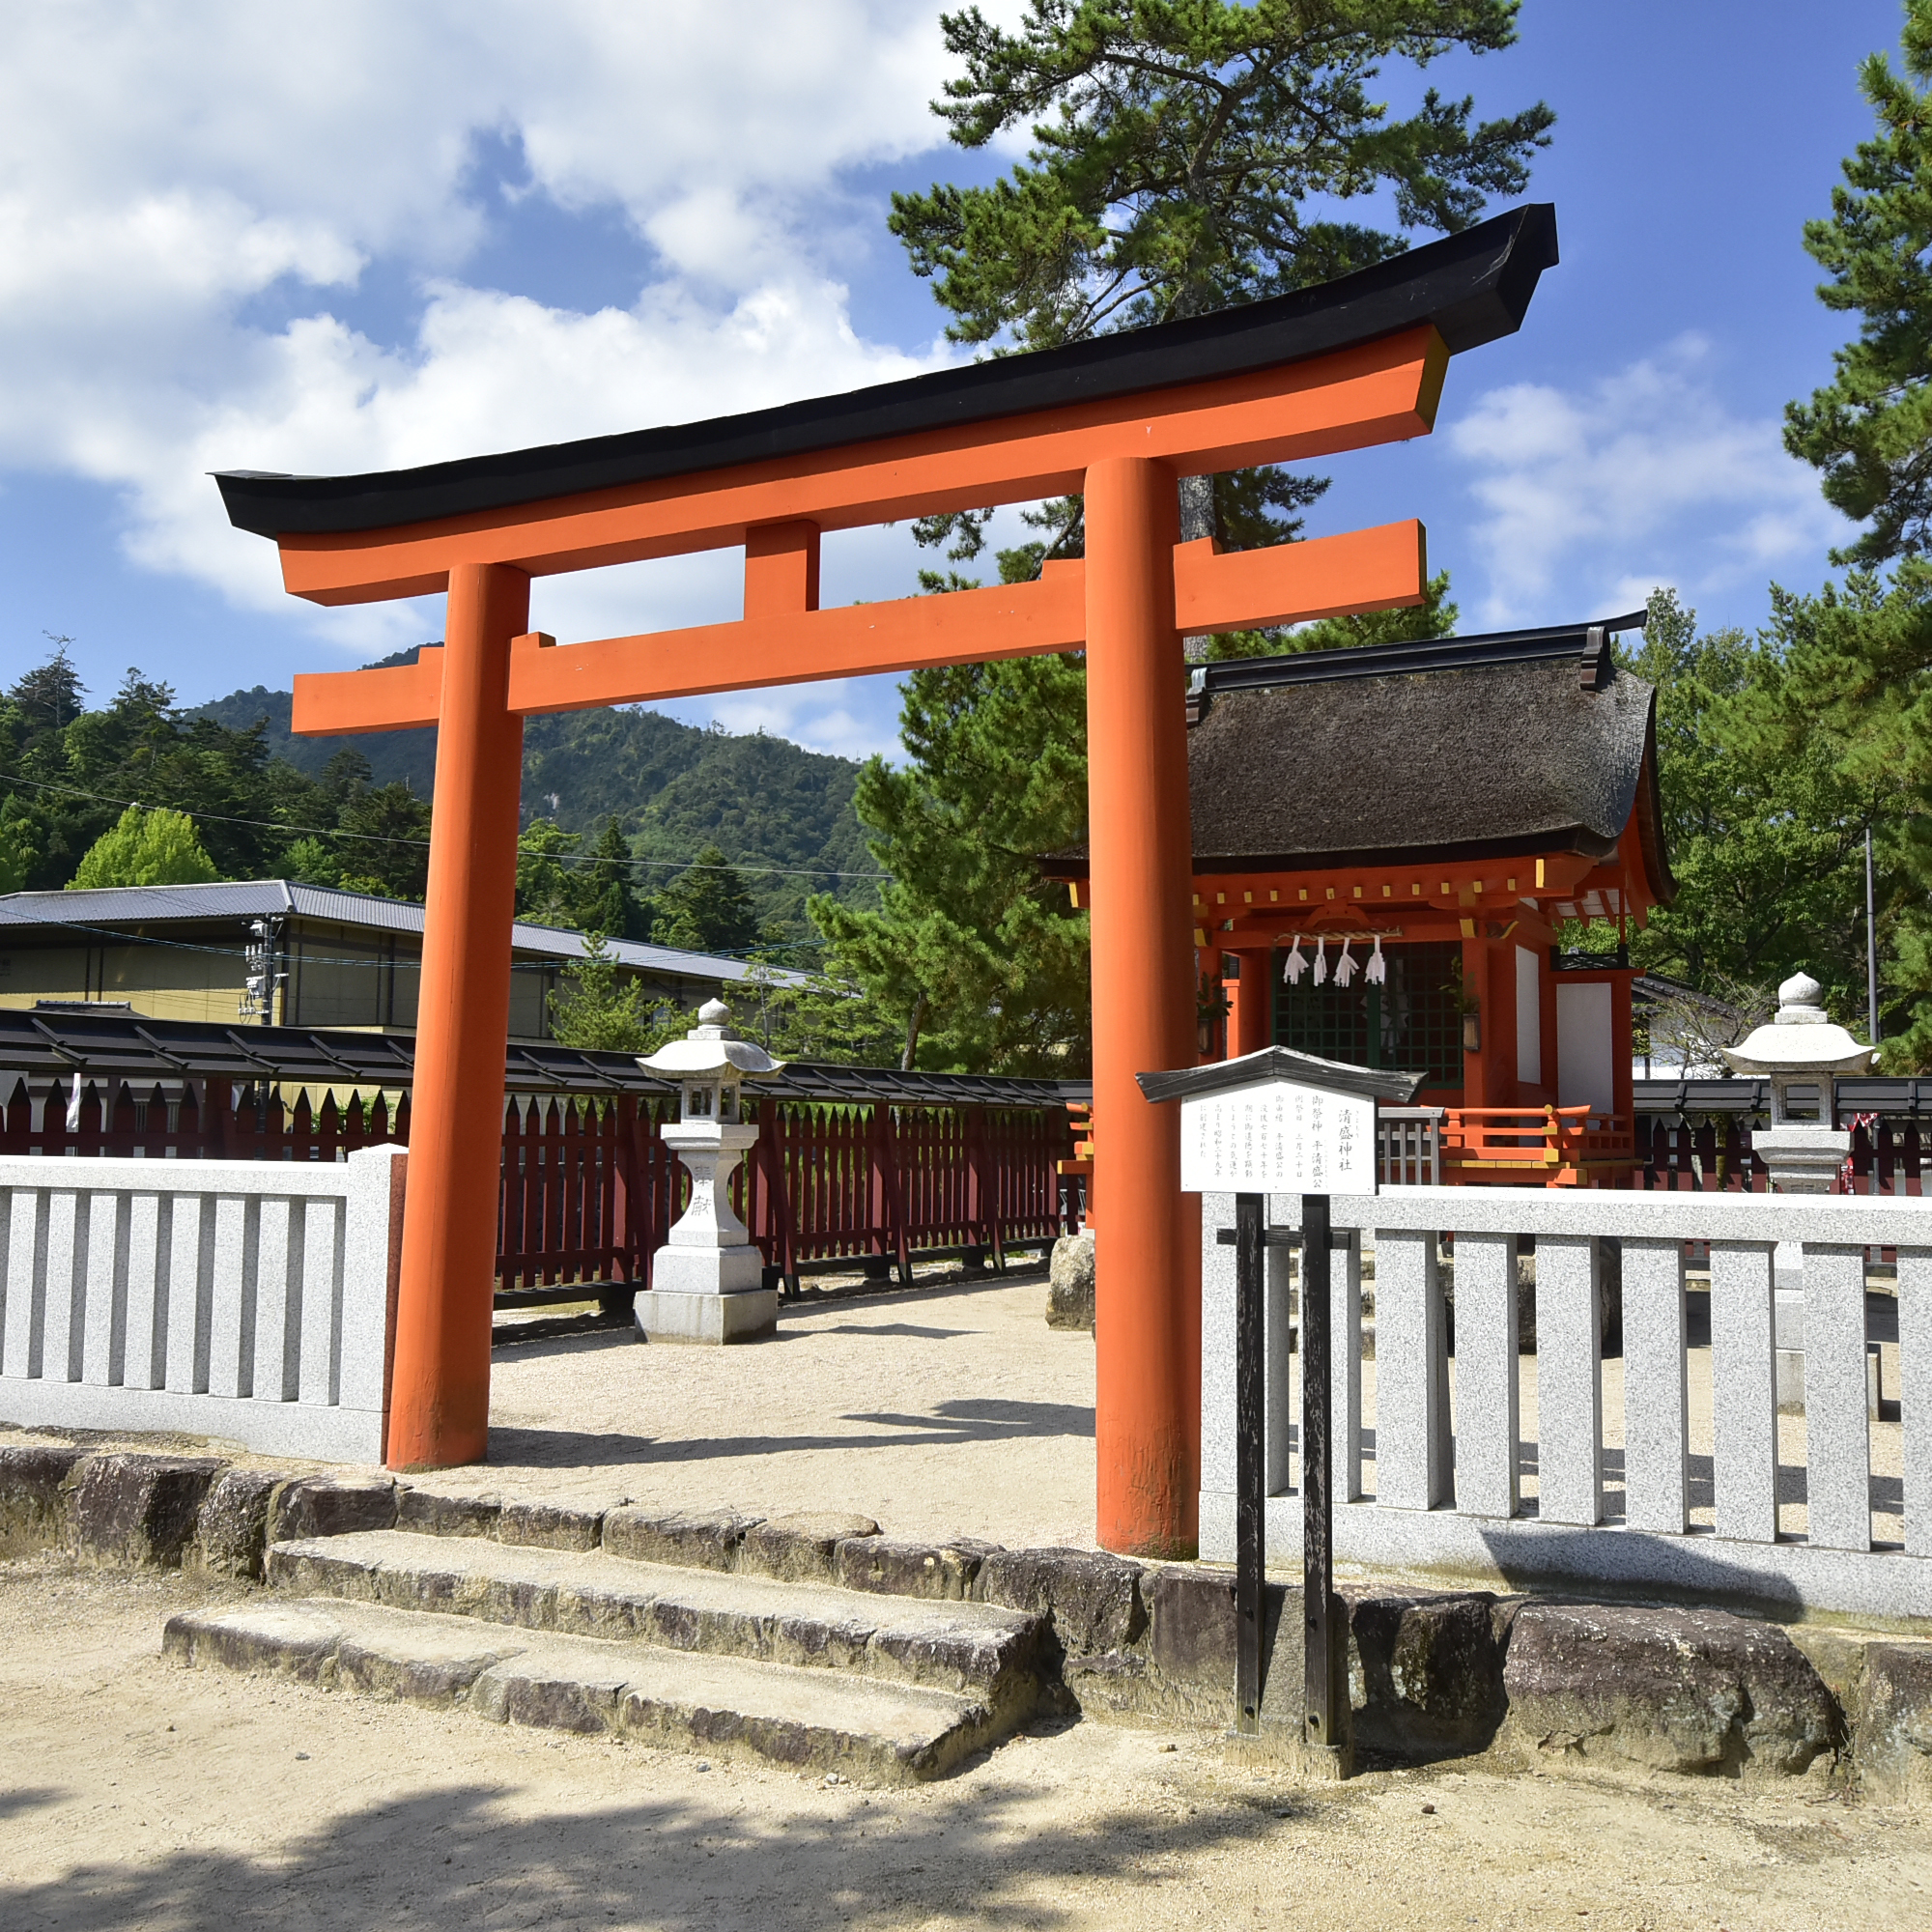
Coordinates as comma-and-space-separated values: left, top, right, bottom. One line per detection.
0, 1, 1906, 763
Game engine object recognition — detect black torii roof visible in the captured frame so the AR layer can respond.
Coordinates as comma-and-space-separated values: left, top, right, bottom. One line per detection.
213, 205, 1556, 540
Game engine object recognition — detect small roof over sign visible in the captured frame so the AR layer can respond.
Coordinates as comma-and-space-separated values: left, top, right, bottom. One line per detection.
1137, 1045, 1423, 1108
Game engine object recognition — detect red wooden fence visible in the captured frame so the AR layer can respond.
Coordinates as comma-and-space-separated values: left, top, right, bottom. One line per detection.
0, 1076, 1073, 1296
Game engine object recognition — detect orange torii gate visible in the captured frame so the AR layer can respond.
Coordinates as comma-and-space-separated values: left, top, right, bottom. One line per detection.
215, 205, 1555, 1556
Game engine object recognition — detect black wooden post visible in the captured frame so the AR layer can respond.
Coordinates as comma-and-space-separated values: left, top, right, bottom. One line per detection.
1300, 1190, 1342, 1761
1234, 1188, 1265, 1733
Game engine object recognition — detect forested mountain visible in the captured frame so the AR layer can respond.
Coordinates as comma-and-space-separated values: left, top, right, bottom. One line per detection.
186, 648, 876, 940
0, 644, 874, 950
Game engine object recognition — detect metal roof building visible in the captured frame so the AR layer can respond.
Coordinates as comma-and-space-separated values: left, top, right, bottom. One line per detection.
0, 880, 804, 1041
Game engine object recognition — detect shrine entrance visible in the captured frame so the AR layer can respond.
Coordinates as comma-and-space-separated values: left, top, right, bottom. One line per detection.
214, 204, 1556, 1556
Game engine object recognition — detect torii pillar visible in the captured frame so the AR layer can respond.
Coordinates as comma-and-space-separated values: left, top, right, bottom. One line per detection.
388, 561, 528, 1467
1085, 458, 1199, 1550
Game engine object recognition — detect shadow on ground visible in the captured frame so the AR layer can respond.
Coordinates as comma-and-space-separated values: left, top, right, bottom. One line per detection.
0, 1760, 1304, 1932
487, 1398, 1095, 1469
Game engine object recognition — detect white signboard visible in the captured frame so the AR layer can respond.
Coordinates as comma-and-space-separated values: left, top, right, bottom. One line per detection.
1179, 1078, 1378, 1195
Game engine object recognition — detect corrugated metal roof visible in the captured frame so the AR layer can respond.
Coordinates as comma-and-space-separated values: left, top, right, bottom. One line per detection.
0, 881, 297, 924
0, 880, 806, 985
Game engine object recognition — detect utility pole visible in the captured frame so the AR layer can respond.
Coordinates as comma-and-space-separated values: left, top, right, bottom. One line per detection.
1866, 826, 1881, 1047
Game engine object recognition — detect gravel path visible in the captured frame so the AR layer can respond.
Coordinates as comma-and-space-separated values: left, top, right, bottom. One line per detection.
437, 1265, 1101, 1548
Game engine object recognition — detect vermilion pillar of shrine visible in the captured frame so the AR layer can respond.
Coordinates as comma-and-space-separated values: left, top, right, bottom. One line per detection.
1227, 951, 1276, 1058
1086, 457, 1202, 1555
386, 561, 529, 1468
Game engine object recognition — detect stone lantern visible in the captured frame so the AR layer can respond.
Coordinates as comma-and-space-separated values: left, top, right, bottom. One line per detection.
1722, 970, 1875, 1406
634, 999, 783, 1344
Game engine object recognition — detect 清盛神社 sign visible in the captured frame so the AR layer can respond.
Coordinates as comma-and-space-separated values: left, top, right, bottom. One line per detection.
1181, 1078, 1374, 1193
1136, 1045, 1424, 1194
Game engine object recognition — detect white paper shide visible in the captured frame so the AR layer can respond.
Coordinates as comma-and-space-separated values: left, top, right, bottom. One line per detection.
1179, 1078, 1376, 1194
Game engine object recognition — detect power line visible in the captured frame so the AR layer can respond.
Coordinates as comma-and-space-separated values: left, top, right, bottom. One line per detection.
0, 767, 893, 881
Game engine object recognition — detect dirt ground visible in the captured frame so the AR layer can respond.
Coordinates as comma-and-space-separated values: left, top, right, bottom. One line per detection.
3, 1558, 1930, 1932
448, 1264, 1103, 1548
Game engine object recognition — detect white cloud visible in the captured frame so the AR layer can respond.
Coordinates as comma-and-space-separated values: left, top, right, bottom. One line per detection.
1446, 336, 1851, 626
0, 1, 965, 656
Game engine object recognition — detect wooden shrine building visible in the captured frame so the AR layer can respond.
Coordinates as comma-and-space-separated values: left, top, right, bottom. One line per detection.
1054, 613, 1674, 1185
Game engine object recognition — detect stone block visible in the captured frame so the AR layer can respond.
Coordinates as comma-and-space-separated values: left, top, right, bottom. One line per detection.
0, 1443, 89, 1550
976, 1546, 1145, 1656
473, 1660, 623, 1733
1348, 1591, 1507, 1759
333, 1633, 520, 1708
163, 1605, 343, 1684
269, 1475, 398, 1544
1046, 1233, 1095, 1331
499, 1498, 606, 1552
1499, 1603, 1841, 1781
740, 1511, 881, 1584
1852, 1642, 1932, 1801
69, 1453, 225, 1568
1140, 1563, 1305, 1734
191, 1468, 284, 1579
834, 1534, 999, 1602
602, 1505, 763, 1571
634, 1283, 779, 1344
395, 1489, 504, 1540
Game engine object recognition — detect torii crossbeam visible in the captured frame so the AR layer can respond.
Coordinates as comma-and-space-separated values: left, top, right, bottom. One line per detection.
216, 205, 1555, 1556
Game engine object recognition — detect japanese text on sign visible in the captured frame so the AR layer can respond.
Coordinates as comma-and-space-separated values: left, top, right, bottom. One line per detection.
1177, 1080, 1378, 1194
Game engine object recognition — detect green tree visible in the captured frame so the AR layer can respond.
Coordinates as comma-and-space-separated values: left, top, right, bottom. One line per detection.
515, 818, 584, 926
1785, 3, 1932, 564
894, 0, 1552, 566
1603, 592, 1882, 1027
1768, 6, 1932, 1064
333, 782, 432, 898
69, 805, 220, 888
739, 956, 909, 1065
283, 835, 342, 886
1195, 565, 1459, 660
810, 654, 1092, 1072
546, 932, 684, 1054
9, 639, 85, 735
576, 816, 646, 939
651, 845, 762, 953
0, 814, 33, 894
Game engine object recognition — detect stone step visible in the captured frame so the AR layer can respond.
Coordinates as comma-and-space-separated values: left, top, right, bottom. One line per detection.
164, 1598, 1004, 1783
265, 1530, 1048, 1712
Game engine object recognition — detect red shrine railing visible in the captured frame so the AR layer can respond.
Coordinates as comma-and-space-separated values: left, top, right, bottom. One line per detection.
1439, 1105, 1637, 1186
0, 1076, 1074, 1296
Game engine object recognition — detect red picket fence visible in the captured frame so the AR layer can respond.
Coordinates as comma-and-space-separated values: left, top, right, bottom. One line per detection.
0, 1075, 1073, 1296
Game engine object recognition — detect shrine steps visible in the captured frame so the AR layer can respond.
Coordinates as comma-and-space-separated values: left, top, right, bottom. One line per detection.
163, 1526, 1053, 1784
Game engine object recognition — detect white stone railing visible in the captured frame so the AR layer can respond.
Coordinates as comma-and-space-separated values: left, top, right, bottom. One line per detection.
1201, 1184, 1932, 1620
0, 1147, 405, 1463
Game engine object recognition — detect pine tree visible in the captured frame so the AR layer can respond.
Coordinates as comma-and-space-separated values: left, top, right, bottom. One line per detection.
1770, 4, 1932, 1065
546, 932, 683, 1054
650, 845, 761, 953
821, 6, 1544, 1070
1786, 3, 1932, 564
894, 0, 1552, 562
810, 654, 1092, 1072
576, 816, 645, 939
333, 782, 432, 899
9, 640, 85, 736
